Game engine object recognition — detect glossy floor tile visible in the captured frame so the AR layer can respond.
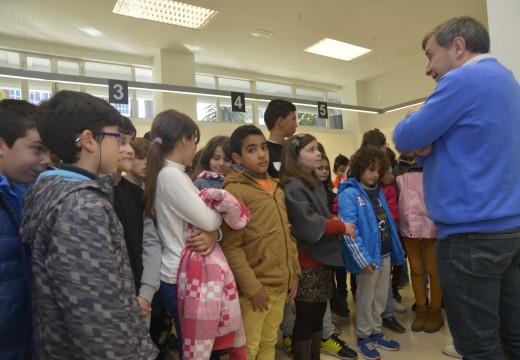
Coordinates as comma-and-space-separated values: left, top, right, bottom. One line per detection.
275, 283, 454, 360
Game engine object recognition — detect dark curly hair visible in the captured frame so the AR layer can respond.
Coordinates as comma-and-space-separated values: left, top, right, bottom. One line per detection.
347, 146, 390, 182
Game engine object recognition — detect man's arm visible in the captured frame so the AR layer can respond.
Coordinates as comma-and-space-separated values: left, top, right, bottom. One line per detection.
393, 72, 470, 153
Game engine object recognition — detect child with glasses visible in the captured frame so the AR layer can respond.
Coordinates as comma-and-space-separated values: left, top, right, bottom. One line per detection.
20, 91, 158, 359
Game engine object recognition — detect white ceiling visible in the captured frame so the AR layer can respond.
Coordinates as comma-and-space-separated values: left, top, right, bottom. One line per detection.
0, 0, 487, 87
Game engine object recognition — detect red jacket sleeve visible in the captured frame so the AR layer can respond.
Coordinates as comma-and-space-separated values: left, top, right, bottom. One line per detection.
381, 183, 399, 223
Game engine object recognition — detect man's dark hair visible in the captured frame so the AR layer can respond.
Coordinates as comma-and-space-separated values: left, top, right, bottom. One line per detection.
38, 91, 123, 164
0, 99, 39, 147
422, 16, 490, 53
230, 125, 265, 156
333, 154, 349, 171
264, 99, 296, 131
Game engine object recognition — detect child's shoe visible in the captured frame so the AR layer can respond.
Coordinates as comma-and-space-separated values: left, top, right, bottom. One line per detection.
282, 335, 293, 355
411, 305, 428, 332
369, 333, 400, 351
424, 307, 444, 333
321, 334, 358, 359
357, 337, 380, 360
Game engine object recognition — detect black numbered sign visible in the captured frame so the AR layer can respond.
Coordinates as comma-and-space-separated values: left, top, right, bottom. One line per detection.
108, 79, 128, 104
231, 92, 246, 112
318, 101, 328, 119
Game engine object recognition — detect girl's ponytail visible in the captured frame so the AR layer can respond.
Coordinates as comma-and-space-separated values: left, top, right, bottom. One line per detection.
143, 109, 200, 218
144, 139, 164, 218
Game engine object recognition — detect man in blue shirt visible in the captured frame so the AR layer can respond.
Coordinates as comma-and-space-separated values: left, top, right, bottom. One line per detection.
394, 16, 520, 360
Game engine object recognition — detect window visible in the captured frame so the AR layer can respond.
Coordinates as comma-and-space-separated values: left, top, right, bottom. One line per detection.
27, 57, 51, 72
0, 50, 20, 69
197, 96, 217, 121
257, 81, 292, 97
28, 80, 52, 105
112, 102, 131, 116
196, 75, 216, 89
135, 89, 154, 118
135, 67, 153, 82
219, 98, 253, 123
295, 88, 324, 102
328, 91, 341, 103
196, 76, 252, 122
8, 89, 22, 100
57, 60, 79, 75
297, 104, 318, 127
85, 62, 131, 80
1, 78, 21, 100
218, 78, 251, 93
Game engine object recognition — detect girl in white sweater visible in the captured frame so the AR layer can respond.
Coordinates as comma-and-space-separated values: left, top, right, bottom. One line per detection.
143, 109, 222, 358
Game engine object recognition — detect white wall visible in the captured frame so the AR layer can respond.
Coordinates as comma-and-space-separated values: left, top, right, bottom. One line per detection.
487, 0, 520, 79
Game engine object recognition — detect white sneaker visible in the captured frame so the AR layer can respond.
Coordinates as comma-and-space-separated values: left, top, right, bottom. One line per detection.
392, 298, 406, 313
442, 344, 462, 358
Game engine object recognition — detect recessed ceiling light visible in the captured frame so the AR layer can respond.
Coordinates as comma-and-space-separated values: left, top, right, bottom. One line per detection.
304, 38, 371, 62
251, 29, 273, 38
113, 0, 218, 30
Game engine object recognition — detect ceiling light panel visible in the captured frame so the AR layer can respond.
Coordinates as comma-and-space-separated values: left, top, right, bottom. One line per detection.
304, 38, 371, 62
113, 0, 218, 30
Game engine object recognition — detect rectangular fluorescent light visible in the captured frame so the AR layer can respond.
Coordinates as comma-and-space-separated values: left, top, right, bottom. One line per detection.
304, 38, 371, 61
113, 0, 218, 30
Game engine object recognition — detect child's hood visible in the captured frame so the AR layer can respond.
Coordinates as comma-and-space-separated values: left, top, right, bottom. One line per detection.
337, 177, 359, 196
21, 169, 116, 245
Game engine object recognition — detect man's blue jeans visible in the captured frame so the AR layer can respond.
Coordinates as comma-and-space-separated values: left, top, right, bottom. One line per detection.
436, 227, 520, 360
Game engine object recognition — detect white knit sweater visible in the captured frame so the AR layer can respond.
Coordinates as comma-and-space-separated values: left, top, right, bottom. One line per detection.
155, 160, 222, 283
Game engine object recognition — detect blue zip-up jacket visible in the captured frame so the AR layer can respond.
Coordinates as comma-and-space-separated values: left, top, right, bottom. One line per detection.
393, 57, 520, 238
0, 174, 32, 360
337, 178, 404, 275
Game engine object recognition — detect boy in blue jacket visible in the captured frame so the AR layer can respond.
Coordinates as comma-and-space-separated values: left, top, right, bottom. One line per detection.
338, 146, 404, 360
0, 99, 50, 359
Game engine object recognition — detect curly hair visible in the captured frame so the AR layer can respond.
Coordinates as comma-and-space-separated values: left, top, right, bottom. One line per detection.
347, 146, 390, 182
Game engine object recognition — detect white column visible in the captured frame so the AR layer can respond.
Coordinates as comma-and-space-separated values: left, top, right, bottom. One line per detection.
152, 49, 197, 119
487, 0, 520, 78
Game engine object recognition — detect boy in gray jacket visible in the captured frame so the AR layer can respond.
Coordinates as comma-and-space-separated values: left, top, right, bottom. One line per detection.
20, 91, 158, 359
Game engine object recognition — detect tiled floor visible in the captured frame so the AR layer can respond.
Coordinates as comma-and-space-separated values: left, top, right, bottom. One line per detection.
274, 283, 454, 360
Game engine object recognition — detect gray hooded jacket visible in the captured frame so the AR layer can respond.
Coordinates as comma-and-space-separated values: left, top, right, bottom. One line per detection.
20, 169, 157, 359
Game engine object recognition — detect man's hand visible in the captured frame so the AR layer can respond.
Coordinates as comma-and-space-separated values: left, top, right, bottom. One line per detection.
250, 287, 270, 312
414, 145, 433, 157
406, 102, 425, 116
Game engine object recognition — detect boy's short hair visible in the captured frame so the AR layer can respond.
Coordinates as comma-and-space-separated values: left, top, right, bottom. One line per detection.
230, 125, 265, 156
333, 154, 349, 171
264, 99, 296, 131
132, 137, 151, 159
38, 91, 123, 164
347, 146, 390, 182
0, 99, 38, 147
361, 128, 386, 148
121, 116, 136, 138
